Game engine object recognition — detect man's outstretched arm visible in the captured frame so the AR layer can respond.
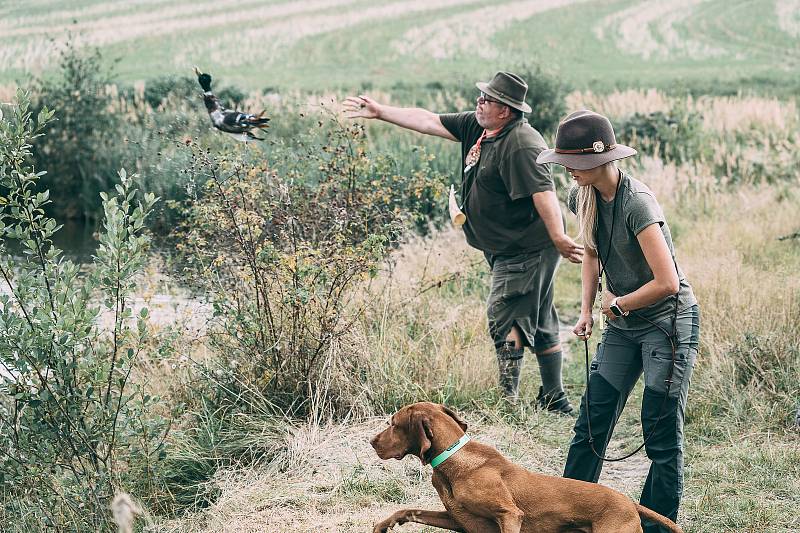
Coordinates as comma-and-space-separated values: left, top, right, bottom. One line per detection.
343, 94, 457, 141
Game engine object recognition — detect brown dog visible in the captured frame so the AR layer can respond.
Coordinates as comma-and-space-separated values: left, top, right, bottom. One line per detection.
370, 402, 682, 533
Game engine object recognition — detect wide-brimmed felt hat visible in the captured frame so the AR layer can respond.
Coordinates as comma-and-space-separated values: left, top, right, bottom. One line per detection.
537, 110, 637, 170
475, 71, 532, 113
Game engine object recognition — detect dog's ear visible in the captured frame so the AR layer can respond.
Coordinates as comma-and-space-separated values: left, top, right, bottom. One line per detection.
410, 409, 432, 463
440, 404, 468, 432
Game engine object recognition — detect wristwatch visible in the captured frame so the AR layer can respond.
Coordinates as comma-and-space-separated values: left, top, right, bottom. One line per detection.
609, 297, 629, 318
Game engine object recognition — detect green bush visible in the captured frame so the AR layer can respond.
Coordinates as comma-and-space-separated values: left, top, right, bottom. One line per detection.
28, 41, 122, 223
0, 92, 170, 530
173, 113, 446, 416
513, 63, 570, 136
616, 107, 708, 164
142, 74, 198, 109
149, 112, 450, 512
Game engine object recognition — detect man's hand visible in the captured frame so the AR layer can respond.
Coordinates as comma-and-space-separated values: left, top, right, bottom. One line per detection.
553, 234, 583, 264
343, 94, 380, 119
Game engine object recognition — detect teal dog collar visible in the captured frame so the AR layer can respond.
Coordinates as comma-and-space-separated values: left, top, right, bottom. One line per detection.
430, 434, 471, 468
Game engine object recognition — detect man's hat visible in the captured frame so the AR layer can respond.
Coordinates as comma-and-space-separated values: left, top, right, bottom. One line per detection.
475, 71, 532, 113
537, 110, 637, 170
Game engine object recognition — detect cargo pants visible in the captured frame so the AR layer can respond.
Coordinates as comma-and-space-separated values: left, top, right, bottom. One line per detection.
563, 305, 700, 532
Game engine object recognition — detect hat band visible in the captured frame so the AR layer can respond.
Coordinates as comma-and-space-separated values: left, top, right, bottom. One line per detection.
492, 89, 514, 102
486, 88, 523, 106
555, 142, 617, 154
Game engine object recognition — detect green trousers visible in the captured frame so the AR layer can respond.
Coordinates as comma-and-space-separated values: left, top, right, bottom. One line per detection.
564, 305, 700, 532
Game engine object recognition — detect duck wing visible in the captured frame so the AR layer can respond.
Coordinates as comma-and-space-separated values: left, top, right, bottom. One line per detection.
215, 110, 269, 133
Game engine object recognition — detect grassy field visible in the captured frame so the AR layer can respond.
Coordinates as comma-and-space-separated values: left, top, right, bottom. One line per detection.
1, 0, 799, 92
1, 2, 799, 532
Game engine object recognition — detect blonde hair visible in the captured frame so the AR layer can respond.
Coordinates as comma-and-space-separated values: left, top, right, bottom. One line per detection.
573, 162, 619, 252
576, 184, 598, 252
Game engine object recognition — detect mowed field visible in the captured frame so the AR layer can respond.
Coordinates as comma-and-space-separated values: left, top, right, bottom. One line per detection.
1, 0, 799, 90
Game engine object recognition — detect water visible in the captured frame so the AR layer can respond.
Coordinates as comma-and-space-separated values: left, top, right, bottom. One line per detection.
51, 219, 101, 264
2, 219, 100, 265
2, 219, 212, 333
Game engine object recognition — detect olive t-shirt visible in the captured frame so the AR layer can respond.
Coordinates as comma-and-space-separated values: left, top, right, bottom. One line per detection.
439, 112, 558, 255
568, 173, 697, 330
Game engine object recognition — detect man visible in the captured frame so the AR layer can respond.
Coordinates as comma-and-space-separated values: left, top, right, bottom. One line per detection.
344, 71, 582, 412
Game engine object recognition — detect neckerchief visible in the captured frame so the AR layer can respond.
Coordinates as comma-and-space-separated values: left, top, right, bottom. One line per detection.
463, 126, 503, 174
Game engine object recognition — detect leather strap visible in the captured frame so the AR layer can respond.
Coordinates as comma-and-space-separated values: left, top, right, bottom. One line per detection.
555, 143, 617, 154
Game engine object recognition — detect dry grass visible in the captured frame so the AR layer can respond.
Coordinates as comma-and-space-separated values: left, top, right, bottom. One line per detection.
693, 94, 799, 133
391, 0, 585, 59
565, 89, 674, 119
355, 227, 500, 405
677, 184, 800, 408
0, 0, 358, 72
0, 84, 16, 103
154, 409, 610, 532
566, 89, 799, 134
776, 0, 800, 38
593, 0, 724, 60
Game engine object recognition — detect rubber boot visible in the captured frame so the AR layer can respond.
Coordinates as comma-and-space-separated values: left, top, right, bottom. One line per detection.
536, 386, 574, 414
496, 342, 524, 404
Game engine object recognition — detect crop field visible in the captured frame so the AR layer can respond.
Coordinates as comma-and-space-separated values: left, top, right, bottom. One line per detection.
1, 0, 799, 90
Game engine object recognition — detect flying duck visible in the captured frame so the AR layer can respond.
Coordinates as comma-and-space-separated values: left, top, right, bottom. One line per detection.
193, 66, 270, 141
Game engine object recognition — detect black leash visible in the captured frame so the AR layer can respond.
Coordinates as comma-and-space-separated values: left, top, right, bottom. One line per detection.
583, 172, 680, 462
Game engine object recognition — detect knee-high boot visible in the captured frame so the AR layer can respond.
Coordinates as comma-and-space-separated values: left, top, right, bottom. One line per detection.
496, 342, 524, 403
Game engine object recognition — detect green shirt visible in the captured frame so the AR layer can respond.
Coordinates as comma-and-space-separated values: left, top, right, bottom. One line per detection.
568, 172, 698, 330
439, 112, 558, 255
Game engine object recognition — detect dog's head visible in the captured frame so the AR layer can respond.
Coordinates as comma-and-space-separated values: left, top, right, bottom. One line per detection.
370, 402, 468, 464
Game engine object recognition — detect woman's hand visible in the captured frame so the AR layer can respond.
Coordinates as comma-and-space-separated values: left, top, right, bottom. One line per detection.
600, 290, 617, 320
573, 314, 594, 339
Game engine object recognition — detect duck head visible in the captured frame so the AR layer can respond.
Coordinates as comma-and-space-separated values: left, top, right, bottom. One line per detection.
193, 66, 213, 93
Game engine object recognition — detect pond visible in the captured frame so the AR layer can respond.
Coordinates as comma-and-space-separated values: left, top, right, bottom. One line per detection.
2, 218, 100, 265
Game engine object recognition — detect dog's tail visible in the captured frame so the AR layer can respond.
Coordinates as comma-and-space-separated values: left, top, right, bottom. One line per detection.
636, 504, 683, 533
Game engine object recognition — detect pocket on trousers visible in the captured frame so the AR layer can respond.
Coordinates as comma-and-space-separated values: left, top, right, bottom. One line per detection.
494, 254, 541, 299
642, 343, 695, 398
589, 342, 603, 375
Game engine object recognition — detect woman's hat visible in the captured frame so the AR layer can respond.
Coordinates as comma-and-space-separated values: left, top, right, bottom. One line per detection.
536, 110, 637, 170
475, 71, 532, 113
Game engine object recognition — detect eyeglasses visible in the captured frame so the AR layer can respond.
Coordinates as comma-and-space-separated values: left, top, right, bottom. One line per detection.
477, 92, 503, 106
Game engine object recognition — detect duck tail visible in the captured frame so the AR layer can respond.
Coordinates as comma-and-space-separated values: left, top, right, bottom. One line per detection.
247, 116, 270, 128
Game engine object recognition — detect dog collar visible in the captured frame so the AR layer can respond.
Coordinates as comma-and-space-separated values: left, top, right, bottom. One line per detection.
430, 434, 471, 468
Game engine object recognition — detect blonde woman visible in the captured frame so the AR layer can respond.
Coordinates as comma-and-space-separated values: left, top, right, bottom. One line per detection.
537, 110, 700, 533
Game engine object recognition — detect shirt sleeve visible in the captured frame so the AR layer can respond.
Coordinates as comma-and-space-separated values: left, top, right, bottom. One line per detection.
501, 146, 554, 200
438, 112, 478, 143
626, 191, 665, 236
